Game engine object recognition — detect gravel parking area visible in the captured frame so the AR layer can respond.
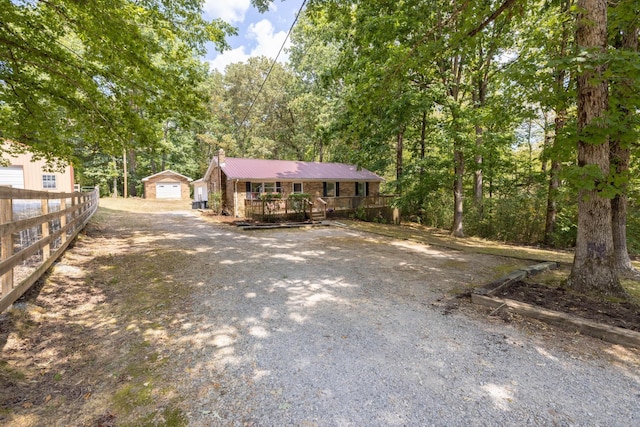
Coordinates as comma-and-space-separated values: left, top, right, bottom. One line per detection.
3, 202, 638, 426
162, 212, 640, 426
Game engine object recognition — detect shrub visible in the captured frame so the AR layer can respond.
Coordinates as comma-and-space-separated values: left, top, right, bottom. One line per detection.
209, 191, 222, 213
259, 192, 283, 201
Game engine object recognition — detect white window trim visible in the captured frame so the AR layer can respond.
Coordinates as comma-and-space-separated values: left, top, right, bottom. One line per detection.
292, 182, 303, 193
249, 182, 282, 199
42, 174, 57, 190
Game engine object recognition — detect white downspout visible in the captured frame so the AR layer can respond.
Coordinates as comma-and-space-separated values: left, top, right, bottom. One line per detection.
234, 179, 239, 217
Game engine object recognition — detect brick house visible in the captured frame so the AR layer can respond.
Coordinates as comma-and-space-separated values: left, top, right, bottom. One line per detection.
203, 150, 385, 218
142, 170, 192, 200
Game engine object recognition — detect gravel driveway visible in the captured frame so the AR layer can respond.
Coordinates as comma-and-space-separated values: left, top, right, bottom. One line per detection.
149, 210, 640, 427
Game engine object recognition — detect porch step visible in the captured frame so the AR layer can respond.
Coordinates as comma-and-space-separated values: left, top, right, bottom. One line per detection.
311, 211, 325, 221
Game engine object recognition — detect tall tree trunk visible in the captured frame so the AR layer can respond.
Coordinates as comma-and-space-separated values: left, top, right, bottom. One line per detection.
128, 149, 138, 198
420, 111, 427, 164
449, 55, 465, 238
473, 76, 487, 219
544, 0, 572, 247
610, 14, 638, 274
396, 130, 404, 195
111, 156, 119, 198
452, 146, 465, 237
541, 114, 551, 173
474, 125, 483, 218
544, 113, 565, 246
568, 0, 624, 297
122, 149, 127, 198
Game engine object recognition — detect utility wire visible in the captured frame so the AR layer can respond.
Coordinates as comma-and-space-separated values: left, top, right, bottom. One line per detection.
238, 0, 308, 130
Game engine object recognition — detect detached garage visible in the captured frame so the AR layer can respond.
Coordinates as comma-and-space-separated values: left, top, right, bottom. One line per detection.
142, 170, 192, 200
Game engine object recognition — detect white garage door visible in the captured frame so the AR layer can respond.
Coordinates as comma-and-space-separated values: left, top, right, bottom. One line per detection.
0, 166, 25, 189
156, 182, 181, 199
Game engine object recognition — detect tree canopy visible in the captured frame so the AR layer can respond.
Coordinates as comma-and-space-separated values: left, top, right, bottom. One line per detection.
0, 0, 234, 161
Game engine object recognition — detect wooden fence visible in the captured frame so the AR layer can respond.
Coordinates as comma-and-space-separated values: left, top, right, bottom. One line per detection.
0, 187, 99, 312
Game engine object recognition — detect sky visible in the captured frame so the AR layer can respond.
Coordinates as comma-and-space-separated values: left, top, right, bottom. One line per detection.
202, 0, 306, 73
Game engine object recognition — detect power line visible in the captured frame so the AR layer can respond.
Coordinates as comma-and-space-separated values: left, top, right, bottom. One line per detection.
238, 0, 308, 130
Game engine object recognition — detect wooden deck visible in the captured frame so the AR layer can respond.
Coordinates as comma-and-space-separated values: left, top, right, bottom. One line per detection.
244, 195, 395, 222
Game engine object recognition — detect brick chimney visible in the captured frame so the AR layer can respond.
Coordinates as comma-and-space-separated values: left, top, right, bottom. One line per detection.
218, 148, 226, 166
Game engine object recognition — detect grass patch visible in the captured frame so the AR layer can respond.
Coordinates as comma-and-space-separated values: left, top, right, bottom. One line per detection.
528, 268, 569, 288
6, 307, 38, 338
113, 383, 154, 413
440, 260, 469, 269
621, 279, 640, 304
0, 360, 25, 383
121, 406, 188, 427
490, 262, 530, 279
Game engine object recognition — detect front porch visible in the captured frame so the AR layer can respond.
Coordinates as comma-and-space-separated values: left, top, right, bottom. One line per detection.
244, 194, 396, 223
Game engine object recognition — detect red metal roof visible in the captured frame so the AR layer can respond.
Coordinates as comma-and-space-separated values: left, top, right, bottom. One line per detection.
220, 158, 384, 181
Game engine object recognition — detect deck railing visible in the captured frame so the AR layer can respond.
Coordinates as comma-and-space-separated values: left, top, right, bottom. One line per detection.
244, 194, 394, 221
321, 194, 395, 211
244, 197, 313, 221
0, 186, 99, 312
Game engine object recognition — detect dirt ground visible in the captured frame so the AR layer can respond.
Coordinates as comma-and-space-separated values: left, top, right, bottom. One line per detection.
1, 199, 639, 426
496, 279, 640, 332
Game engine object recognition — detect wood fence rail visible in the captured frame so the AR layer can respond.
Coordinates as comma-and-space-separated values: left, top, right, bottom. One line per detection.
0, 186, 99, 312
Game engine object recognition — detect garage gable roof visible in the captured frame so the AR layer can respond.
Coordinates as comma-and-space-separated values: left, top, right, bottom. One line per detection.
141, 170, 192, 182
209, 158, 383, 182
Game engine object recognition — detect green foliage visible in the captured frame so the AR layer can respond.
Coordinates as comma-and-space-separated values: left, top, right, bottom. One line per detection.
288, 193, 311, 201
355, 205, 367, 221
209, 191, 223, 213
259, 192, 283, 201
0, 0, 232, 161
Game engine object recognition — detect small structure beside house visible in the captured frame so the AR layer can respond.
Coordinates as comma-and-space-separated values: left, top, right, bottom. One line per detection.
142, 170, 192, 200
191, 178, 208, 206
0, 141, 75, 192
202, 149, 389, 219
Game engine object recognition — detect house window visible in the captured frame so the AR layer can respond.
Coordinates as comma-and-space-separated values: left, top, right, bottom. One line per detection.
323, 182, 339, 197
42, 174, 57, 189
293, 183, 303, 193
355, 182, 365, 196
249, 182, 282, 199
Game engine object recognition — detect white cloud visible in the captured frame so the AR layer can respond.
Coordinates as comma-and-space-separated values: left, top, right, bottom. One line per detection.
208, 46, 250, 73
203, 0, 251, 24
207, 19, 291, 73
247, 19, 290, 58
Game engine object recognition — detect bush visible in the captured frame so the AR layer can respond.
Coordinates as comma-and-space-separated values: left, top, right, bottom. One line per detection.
209, 191, 222, 213
259, 192, 283, 201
